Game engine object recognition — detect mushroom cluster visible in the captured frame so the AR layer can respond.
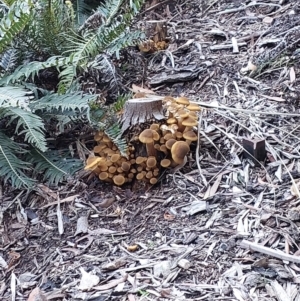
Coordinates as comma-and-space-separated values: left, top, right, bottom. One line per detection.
85, 132, 136, 186
85, 96, 200, 186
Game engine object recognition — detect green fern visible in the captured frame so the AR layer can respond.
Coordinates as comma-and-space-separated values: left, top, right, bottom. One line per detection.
30, 91, 95, 116
1, 107, 47, 151
0, 131, 35, 188
27, 148, 83, 185
0, 85, 33, 109
0, 0, 33, 53
0, 55, 72, 84
105, 123, 128, 157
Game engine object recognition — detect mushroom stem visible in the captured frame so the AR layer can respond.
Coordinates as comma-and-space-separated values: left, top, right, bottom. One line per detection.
146, 142, 156, 157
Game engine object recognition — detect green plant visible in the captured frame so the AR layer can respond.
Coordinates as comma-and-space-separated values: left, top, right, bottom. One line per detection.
0, 0, 145, 189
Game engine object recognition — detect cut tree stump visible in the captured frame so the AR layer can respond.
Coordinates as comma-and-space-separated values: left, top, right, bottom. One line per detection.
121, 96, 166, 133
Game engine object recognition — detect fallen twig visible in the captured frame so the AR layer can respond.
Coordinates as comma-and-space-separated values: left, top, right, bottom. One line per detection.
240, 240, 300, 264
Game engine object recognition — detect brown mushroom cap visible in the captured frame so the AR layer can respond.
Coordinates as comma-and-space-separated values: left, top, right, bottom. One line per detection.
176, 109, 189, 119
99, 172, 109, 181
159, 145, 168, 154
146, 171, 153, 179
136, 156, 146, 164
167, 117, 177, 125
164, 133, 175, 141
182, 116, 198, 127
136, 173, 144, 180
113, 175, 126, 186
93, 144, 106, 153
150, 177, 158, 185
111, 154, 121, 163
176, 96, 190, 106
150, 123, 160, 132
186, 104, 201, 111
146, 157, 157, 168
160, 159, 171, 168
183, 131, 198, 143
108, 166, 117, 173
121, 161, 131, 172
139, 129, 155, 144
165, 138, 177, 150
171, 141, 190, 164
94, 131, 104, 141
139, 129, 157, 156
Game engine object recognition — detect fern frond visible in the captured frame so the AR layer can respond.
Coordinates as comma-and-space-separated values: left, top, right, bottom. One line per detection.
27, 148, 83, 185
30, 92, 96, 118
97, 0, 122, 26
0, 48, 18, 71
0, 131, 35, 188
0, 55, 72, 85
105, 123, 128, 157
111, 93, 130, 112
0, 85, 33, 109
106, 30, 145, 57
74, 0, 92, 26
0, 0, 33, 53
1, 107, 47, 151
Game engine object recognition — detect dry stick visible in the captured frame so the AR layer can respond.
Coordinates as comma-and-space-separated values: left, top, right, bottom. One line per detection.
217, 2, 281, 15
240, 240, 300, 264
196, 111, 208, 186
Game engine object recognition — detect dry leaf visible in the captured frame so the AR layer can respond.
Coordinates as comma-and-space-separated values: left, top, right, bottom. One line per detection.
290, 67, 296, 83
131, 84, 155, 94
263, 16, 273, 24
94, 275, 127, 291
290, 180, 300, 197
78, 267, 100, 291
74, 216, 88, 236
27, 287, 47, 301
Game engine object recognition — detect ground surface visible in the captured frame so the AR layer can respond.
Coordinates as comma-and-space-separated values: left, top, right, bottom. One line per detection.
1, 0, 300, 300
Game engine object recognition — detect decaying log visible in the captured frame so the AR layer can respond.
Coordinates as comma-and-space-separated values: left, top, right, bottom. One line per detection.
121, 96, 166, 133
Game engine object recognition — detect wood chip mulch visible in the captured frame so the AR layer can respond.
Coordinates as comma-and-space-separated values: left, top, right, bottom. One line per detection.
1, 0, 300, 300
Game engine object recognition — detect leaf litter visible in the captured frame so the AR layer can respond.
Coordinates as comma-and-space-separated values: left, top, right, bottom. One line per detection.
2, 0, 300, 300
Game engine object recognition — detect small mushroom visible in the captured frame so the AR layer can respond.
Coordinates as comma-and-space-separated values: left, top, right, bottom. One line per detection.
183, 131, 198, 145
111, 154, 121, 163
139, 129, 157, 156
175, 96, 190, 106
171, 141, 190, 165
99, 172, 109, 181
113, 175, 126, 186
160, 159, 171, 168
121, 162, 131, 172
136, 173, 144, 180
108, 166, 117, 174
159, 145, 168, 155
165, 138, 177, 150
146, 171, 153, 179
136, 156, 146, 164
150, 123, 160, 132
186, 104, 201, 112
94, 131, 104, 142
146, 157, 157, 169
150, 177, 158, 185
182, 116, 198, 132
